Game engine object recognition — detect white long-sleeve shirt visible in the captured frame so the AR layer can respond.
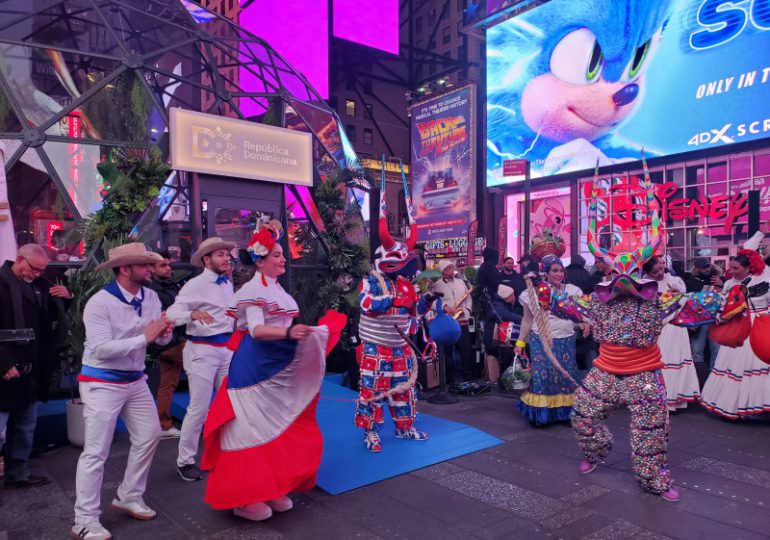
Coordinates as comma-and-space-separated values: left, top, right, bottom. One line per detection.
82, 283, 170, 372
167, 268, 234, 337
432, 277, 472, 321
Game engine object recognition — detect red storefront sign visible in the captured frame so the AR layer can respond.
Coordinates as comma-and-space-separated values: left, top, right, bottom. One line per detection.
583, 178, 749, 235
503, 159, 528, 178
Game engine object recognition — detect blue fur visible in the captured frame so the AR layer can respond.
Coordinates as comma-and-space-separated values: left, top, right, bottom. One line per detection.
487, 0, 679, 176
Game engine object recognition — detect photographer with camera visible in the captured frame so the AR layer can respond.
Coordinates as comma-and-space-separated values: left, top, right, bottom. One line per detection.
684, 258, 721, 369
0, 244, 71, 489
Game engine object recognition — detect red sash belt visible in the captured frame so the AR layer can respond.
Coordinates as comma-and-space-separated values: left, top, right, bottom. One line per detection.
226, 329, 248, 352
594, 343, 663, 375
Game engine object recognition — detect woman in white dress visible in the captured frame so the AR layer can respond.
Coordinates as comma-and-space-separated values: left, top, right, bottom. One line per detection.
701, 249, 770, 419
643, 256, 700, 411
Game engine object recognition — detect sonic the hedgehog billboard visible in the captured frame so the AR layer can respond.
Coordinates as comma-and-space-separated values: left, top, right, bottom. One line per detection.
486, 0, 770, 184
411, 86, 476, 240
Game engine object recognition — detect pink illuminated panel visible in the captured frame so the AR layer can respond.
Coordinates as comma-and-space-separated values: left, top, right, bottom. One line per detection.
333, 0, 399, 55
239, 0, 329, 98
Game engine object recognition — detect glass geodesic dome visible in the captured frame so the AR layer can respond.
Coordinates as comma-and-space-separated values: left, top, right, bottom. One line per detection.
0, 0, 368, 263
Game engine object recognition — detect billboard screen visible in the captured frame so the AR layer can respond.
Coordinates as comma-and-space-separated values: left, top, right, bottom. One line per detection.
486, 0, 770, 183
333, 0, 399, 54
410, 86, 476, 241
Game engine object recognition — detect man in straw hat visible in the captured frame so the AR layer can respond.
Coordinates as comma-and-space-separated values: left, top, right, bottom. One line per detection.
72, 243, 174, 540
167, 237, 235, 482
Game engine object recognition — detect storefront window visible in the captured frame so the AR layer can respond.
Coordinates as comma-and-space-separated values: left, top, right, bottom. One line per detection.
5, 148, 83, 261
755, 153, 770, 176
685, 164, 704, 186
731, 155, 752, 179
666, 166, 684, 187
707, 161, 727, 182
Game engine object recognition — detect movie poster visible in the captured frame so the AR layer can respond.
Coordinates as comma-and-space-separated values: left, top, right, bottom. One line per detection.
410, 86, 476, 240
487, 0, 770, 183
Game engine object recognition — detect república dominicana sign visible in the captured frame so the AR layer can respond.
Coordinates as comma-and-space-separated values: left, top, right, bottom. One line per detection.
170, 108, 313, 186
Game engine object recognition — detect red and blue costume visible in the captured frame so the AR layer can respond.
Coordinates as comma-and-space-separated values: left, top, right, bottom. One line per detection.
355, 158, 433, 452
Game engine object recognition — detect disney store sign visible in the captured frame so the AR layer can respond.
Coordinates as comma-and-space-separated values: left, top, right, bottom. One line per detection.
585, 178, 749, 234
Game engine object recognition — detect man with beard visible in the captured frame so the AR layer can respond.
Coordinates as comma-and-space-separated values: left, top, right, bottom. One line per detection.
148, 252, 186, 439
72, 243, 174, 540
167, 237, 235, 482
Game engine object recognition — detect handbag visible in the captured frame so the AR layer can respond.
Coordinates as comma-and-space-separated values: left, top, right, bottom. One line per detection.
709, 310, 751, 348
750, 313, 770, 364
492, 321, 519, 347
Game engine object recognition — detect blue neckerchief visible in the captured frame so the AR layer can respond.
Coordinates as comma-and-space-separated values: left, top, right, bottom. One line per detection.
215, 274, 229, 285
104, 280, 145, 316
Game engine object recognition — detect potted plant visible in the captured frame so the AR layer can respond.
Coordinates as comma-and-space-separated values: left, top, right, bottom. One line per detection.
530, 227, 565, 262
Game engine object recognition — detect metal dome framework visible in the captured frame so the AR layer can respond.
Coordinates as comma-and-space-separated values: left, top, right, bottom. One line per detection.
0, 0, 369, 260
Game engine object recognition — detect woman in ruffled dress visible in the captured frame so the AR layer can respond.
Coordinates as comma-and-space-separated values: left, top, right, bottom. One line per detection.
643, 256, 701, 411
201, 221, 344, 521
700, 249, 770, 419
514, 255, 583, 425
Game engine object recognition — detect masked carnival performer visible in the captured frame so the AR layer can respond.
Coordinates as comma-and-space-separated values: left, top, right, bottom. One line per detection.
355, 159, 433, 452
534, 159, 762, 502
201, 221, 346, 521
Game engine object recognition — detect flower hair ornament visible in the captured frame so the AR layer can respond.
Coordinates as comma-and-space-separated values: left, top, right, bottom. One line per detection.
736, 249, 765, 276
247, 219, 283, 263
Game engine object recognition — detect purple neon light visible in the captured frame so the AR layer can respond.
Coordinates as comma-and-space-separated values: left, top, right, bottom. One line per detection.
333, 0, 399, 55
239, 0, 328, 99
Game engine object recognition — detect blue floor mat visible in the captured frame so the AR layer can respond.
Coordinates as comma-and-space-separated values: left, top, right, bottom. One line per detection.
169, 378, 503, 495
315, 380, 503, 495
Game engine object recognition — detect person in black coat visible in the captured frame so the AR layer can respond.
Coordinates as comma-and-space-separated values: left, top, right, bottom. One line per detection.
0, 244, 70, 488
484, 284, 523, 382
476, 247, 502, 299
565, 254, 592, 294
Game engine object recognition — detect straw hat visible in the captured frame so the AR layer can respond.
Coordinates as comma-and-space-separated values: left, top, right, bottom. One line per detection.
96, 243, 162, 271
191, 237, 235, 267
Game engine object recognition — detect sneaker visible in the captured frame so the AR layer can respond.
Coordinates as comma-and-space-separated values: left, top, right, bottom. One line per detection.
660, 488, 680, 502
234, 502, 273, 521
70, 522, 112, 540
364, 430, 382, 453
111, 496, 157, 520
160, 427, 181, 439
266, 495, 293, 512
395, 427, 429, 441
4, 474, 51, 488
177, 463, 202, 482
579, 460, 597, 475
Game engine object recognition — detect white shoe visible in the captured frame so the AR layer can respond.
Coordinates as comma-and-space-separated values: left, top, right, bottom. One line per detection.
266, 495, 293, 512
111, 496, 157, 520
70, 522, 112, 540
233, 502, 273, 521
160, 426, 181, 439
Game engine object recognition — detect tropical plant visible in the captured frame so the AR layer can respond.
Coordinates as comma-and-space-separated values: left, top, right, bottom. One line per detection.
292, 169, 371, 370
64, 147, 171, 384
81, 146, 171, 252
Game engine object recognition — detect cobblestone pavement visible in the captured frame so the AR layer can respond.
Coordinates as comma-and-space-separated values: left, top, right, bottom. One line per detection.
2, 391, 770, 540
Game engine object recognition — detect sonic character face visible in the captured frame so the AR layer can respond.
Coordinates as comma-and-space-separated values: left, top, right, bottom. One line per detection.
519, 0, 676, 143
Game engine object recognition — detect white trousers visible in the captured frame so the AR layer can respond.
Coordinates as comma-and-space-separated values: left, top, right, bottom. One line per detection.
177, 342, 231, 467
74, 378, 161, 526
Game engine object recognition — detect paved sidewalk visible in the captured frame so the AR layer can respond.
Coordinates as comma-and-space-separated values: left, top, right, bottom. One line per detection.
2, 392, 770, 539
